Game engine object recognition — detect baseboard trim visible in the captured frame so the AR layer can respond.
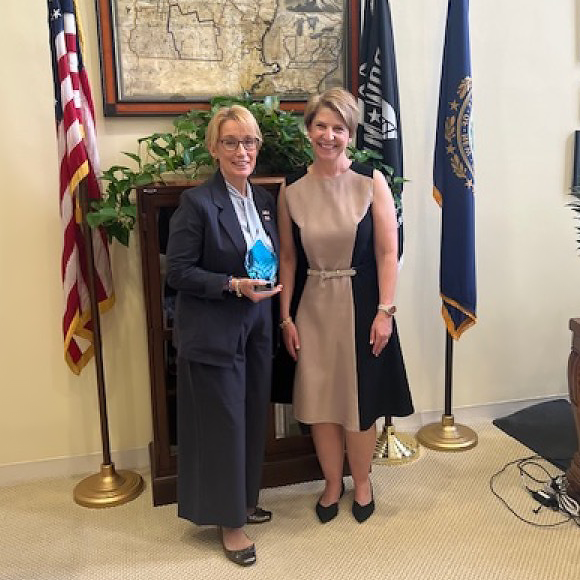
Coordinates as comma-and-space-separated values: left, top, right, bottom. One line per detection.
1, 394, 569, 486
0, 447, 150, 487
378, 394, 569, 432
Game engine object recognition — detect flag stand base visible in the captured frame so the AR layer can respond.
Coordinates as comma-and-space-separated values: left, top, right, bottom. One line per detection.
416, 415, 477, 451
373, 425, 420, 465
74, 463, 144, 508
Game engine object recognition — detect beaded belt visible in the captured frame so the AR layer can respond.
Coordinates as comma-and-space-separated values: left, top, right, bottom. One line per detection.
306, 268, 356, 280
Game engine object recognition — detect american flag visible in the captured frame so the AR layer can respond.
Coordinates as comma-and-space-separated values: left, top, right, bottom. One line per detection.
47, 0, 114, 374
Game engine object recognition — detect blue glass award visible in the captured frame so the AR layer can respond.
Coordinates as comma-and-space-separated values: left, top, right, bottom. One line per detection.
245, 239, 277, 284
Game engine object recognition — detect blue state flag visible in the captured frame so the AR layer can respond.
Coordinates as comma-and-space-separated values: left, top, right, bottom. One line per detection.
433, 0, 476, 339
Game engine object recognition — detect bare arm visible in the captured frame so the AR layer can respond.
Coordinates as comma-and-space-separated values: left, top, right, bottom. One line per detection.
277, 184, 300, 359
370, 170, 399, 356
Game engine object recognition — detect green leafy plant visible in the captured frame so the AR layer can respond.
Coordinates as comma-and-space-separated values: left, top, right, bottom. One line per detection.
347, 146, 406, 214
569, 186, 580, 250
88, 94, 403, 246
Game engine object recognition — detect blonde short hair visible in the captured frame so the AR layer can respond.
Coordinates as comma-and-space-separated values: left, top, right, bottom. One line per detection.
303, 88, 359, 136
205, 105, 263, 152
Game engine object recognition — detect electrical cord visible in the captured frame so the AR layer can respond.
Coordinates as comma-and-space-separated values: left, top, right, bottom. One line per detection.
489, 455, 580, 528
517, 458, 556, 487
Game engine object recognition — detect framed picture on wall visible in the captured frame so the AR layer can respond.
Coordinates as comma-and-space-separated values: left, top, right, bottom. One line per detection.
96, 0, 360, 116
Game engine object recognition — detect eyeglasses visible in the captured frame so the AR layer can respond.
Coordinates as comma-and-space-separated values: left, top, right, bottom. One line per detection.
219, 137, 261, 151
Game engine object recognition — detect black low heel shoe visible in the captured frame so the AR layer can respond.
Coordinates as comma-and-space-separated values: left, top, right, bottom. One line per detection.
246, 507, 272, 524
315, 480, 345, 523
352, 485, 375, 523
218, 527, 256, 567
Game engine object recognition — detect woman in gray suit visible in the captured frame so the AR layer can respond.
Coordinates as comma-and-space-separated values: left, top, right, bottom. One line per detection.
166, 105, 281, 567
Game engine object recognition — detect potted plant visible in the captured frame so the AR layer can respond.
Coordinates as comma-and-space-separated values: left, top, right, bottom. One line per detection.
88, 95, 403, 246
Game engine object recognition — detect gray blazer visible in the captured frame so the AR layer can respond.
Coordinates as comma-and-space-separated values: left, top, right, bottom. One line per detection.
166, 170, 279, 367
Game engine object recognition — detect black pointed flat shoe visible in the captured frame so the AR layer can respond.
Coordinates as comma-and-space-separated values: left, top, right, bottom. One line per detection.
352, 483, 375, 523
246, 507, 272, 524
218, 527, 256, 567
315, 480, 345, 523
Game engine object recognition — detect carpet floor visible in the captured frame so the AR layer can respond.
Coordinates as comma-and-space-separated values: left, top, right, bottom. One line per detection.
1, 423, 579, 580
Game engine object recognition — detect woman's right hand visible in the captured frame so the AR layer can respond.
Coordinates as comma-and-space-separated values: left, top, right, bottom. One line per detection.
281, 320, 301, 361
233, 278, 282, 303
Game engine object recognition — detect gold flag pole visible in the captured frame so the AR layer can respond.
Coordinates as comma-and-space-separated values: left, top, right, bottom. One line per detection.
73, 180, 144, 507
416, 331, 477, 451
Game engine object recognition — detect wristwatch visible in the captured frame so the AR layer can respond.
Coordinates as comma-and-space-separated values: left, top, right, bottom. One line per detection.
378, 304, 397, 316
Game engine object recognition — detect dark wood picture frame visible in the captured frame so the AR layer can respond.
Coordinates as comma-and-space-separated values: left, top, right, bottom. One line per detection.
95, 0, 360, 116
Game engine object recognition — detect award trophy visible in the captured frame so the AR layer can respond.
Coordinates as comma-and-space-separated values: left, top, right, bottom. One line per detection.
245, 239, 277, 289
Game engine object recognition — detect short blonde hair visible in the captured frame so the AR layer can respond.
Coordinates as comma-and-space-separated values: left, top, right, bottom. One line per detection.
304, 88, 359, 136
205, 105, 263, 152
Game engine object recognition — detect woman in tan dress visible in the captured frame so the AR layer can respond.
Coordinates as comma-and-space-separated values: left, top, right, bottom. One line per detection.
278, 88, 413, 523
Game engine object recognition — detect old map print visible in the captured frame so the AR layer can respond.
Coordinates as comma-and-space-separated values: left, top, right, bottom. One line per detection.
113, 0, 346, 101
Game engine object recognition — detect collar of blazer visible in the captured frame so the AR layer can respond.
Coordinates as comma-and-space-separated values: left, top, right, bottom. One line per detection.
209, 170, 279, 261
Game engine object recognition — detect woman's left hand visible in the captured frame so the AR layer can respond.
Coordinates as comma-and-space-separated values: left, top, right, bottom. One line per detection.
369, 311, 393, 357
235, 278, 282, 303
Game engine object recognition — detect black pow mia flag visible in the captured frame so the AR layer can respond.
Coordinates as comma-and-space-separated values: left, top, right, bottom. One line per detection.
356, 0, 404, 260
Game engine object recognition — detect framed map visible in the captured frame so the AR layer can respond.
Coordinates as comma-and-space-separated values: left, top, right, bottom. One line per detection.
96, 0, 360, 116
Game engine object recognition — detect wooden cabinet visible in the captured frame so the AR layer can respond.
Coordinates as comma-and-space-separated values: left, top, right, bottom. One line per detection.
137, 178, 322, 505
567, 319, 580, 501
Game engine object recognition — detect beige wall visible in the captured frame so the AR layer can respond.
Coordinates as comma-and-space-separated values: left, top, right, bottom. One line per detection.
0, 0, 578, 468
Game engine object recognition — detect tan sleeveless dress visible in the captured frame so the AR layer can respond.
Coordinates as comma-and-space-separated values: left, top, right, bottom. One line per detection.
284, 162, 413, 432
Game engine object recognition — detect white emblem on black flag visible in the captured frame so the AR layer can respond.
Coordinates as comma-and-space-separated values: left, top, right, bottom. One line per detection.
356, 0, 404, 260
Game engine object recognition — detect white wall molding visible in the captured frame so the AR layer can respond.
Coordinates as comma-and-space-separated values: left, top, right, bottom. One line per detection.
378, 394, 569, 433
0, 446, 150, 487
1, 394, 569, 487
